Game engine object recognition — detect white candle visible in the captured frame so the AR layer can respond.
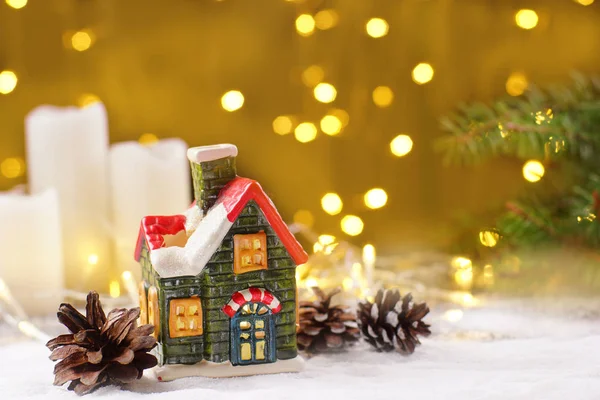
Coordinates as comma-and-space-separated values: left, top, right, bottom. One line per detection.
0, 190, 64, 316
109, 139, 190, 277
25, 103, 112, 292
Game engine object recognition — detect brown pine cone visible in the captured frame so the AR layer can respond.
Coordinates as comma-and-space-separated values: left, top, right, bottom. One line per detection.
46, 291, 158, 395
357, 289, 431, 354
297, 287, 360, 354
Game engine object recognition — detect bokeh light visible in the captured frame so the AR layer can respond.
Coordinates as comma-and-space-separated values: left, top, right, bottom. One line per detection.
5, 0, 27, 9
301, 65, 324, 87
313, 82, 337, 103
0, 70, 18, 94
372, 86, 394, 107
314, 9, 339, 30
293, 209, 314, 228
88, 254, 99, 265
294, 122, 317, 143
364, 188, 388, 209
0, 157, 25, 178
390, 134, 413, 157
366, 18, 389, 38
412, 63, 434, 85
78, 93, 101, 107
109, 281, 121, 298
321, 193, 343, 215
273, 115, 294, 135
479, 230, 499, 247
506, 72, 528, 96
340, 215, 364, 236
320, 115, 342, 136
574, 0, 594, 5
296, 14, 316, 36
71, 30, 94, 52
451, 256, 473, 289
221, 90, 245, 111
522, 160, 545, 182
139, 133, 159, 146
515, 9, 539, 30
328, 108, 349, 127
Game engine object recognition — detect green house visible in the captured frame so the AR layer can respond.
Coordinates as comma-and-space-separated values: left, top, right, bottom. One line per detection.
134, 144, 308, 380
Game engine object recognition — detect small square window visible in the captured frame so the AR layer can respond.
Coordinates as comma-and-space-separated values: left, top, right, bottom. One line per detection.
253, 254, 263, 265
242, 255, 252, 266
253, 239, 262, 250
176, 306, 185, 316
169, 297, 203, 338
188, 305, 198, 316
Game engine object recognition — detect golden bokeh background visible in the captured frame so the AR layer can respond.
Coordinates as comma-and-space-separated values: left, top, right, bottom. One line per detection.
1, 0, 599, 254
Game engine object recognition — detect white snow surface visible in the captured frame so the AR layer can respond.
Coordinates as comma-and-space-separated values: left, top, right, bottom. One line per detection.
187, 144, 237, 164
2, 298, 600, 399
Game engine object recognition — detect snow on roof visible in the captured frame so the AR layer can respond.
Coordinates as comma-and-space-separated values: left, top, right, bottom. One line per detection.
187, 144, 238, 164
134, 177, 308, 278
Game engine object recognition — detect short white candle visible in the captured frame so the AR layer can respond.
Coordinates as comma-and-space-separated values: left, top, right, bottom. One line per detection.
0, 190, 64, 316
109, 139, 191, 277
25, 103, 112, 291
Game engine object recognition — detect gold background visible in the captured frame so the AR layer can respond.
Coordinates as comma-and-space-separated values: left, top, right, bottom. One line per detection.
1, 0, 599, 253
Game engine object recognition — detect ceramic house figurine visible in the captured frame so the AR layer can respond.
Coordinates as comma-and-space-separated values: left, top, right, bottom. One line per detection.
134, 144, 308, 381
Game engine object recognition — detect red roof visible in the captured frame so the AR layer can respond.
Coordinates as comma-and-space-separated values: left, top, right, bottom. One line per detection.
134, 177, 308, 266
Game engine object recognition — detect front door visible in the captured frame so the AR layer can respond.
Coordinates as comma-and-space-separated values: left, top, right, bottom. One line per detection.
230, 302, 276, 365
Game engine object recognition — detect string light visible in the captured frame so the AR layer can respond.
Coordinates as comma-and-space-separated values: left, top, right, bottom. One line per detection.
522, 160, 545, 182
295, 14, 316, 36
313, 234, 336, 253
366, 18, 389, 38
321, 192, 343, 215
273, 115, 294, 135
294, 122, 318, 143
139, 133, 159, 145
390, 134, 413, 157
109, 281, 121, 298
0, 70, 18, 94
320, 115, 342, 136
451, 256, 473, 289
364, 188, 388, 209
0, 157, 25, 179
574, 0, 594, 5
372, 86, 394, 107
314, 9, 339, 30
340, 215, 364, 236
5, 0, 27, 9
313, 82, 337, 103
506, 72, 528, 96
88, 254, 99, 265
293, 209, 314, 228
78, 93, 101, 107
71, 30, 94, 52
479, 230, 499, 247
515, 9, 539, 30
301, 65, 324, 87
412, 63, 434, 85
329, 108, 349, 127
221, 90, 245, 111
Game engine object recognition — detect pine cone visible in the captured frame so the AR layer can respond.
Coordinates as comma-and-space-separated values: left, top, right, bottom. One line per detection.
46, 292, 158, 395
297, 287, 360, 354
357, 289, 431, 354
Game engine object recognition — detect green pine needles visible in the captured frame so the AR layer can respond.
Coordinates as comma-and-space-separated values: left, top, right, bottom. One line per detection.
437, 73, 600, 254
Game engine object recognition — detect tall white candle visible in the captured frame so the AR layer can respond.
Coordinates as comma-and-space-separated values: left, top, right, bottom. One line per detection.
25, 103, 111, 292
109, 139, 191, 277
0, 190, 64, 316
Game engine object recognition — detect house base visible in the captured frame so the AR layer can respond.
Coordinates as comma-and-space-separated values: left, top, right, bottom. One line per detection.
152, 356, 305, 381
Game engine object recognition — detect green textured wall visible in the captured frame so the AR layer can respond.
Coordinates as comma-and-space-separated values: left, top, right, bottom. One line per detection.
191, 156, 237, 214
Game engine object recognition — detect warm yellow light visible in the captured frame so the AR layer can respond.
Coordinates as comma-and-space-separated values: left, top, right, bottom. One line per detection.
483, 264, 495, 286
362, 244, 376, 264
412, 63, 434, 85
321, 192, 343, 215
78, 93, 101, 107
341, 215, 364, 236
88, 254, 99, 265
390, 134, 413, 157
318, 234, 336, 246
320, 115, 342, 136
522, 160, 545, 182
515, 9, 539, 30
221, 90, 245, 112
5, 0, 27, 9
293, 209, 314, 228
294, 122, 318, 143
451, 256, 472, 269
574, 0, 594, 5
273, 115, 294, 135
71, 30, 93, 52
372, 86, 394, 107
314, 9, 339, 30
295, 14, 316, 36
313, 82, 337, 103
0, 157, 25, 179
342, 277, 354, 291
122, 271, 133, 281
0, 70, 18, 94
301, 65, 324, 87
366, 18, 389, 38
535, 109, 553, 125
454, 268, 473, 289
109, 281, 121, 298
506, 72, 528, 96
364, 188, 388, 209
139, 133, 159, 146
443, 309, 463, 322
328, 108, 349, 127
479, 230, 499, 247
305, 277, 318, 288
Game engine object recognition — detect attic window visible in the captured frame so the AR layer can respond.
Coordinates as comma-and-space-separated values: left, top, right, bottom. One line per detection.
233, 232, 267, 274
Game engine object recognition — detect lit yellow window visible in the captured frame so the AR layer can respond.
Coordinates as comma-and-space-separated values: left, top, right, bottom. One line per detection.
233, 232, 268, 274
169, 297, 203, 338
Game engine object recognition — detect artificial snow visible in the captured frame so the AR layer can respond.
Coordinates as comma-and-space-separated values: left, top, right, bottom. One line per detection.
187, 144, 237, 164
2, 298, 600, 399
